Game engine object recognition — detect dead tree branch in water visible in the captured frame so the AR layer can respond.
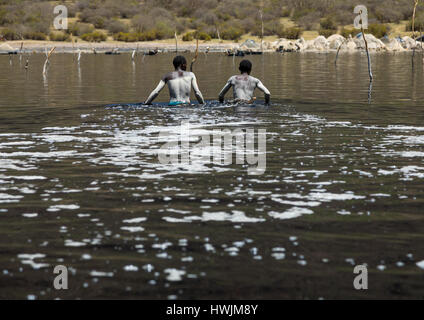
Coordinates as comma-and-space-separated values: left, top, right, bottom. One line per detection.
359, 11, 373, 82
190, 35, 199, 72
43, 47, 56, 76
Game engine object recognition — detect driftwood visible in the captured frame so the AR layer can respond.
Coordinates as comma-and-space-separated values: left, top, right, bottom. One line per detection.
359, 11, 373, 82
43, 47, 56, 76
190, 36, 199, 72
259, 9, 264, 52
70, 33, 76, 60
412, 0, 420, 38
19, 42, 23, 62
335, 38, 348, 65
175, 31, 178, 53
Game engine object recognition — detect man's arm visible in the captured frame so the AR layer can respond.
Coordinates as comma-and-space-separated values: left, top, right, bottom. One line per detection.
219, 78, 232, 103
145, 80, 166, 105
257, 80, 271, 105
191, 73, 205, 104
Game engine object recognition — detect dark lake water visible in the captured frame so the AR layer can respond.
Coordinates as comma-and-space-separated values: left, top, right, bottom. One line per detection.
1, 52, 424, 299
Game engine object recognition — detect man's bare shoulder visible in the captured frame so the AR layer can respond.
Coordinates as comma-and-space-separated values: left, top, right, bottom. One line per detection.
248, 75, 261, 83
162, 72, 175, 82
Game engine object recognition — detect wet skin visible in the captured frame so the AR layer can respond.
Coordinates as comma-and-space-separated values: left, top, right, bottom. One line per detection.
145, 66, 204, 105
219, 73, 271, 104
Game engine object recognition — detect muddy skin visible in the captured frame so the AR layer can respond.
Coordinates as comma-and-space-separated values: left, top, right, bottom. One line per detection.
145, 67, 204, 105
219, 74, 270, 104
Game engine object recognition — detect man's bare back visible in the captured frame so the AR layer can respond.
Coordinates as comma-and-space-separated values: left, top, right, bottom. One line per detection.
145, 56, 204, 105
219, 59, 270, 104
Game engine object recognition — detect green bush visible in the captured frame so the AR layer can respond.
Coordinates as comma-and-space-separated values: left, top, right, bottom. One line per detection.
182, 31, 211, 41
198, 32, 212, 41
405, 14, 424, 32
341, 27, 358, 38
67, 22, 95, 36
182, 32, 194, 41
320, 17, 337, 30
368, 23, 389, 38
1, 28, 20, 40
81, 31, 107, 42
114, 32, 158, 42
280, 27, 302, 40
106, 20, 129, 34
24, 32, 47, 40
92, 16, 106, 29
221, 26, 243, 41
153, 21, 174, 40
319, 29, 336, 38
274, 24, 287, 38
49, 31, 70, 42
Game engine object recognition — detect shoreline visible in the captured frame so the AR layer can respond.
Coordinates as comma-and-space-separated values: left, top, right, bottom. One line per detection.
1, 34, 422, 54
1, 40, 237, 54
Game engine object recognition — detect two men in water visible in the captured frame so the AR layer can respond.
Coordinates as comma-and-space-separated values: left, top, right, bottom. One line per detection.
144, 56, 270, 105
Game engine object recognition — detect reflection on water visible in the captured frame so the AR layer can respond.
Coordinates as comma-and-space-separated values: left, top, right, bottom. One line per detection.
1, 53, 424, 299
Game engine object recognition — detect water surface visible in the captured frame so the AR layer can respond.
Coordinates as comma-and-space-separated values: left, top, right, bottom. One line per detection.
1, 52, 424, 299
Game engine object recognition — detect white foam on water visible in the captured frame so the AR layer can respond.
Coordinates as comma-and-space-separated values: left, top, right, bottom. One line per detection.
90, 270, 114, 277
123, 217, 147, 224
121, 226, 145, 233
152, 242, 172, 250
387, 125, 424, 132
164, 268, 186, 282
354, 170, 374, 177
0, 141, 34, 147
337, 210, 351, 215
269, 207, 314, 220
65, 240, 86, 247
166, 208, 191, 214
271, 253, 286, 260
22, 213, 38, 218
205, 244, 216, 252
0, 193, 23, 200
47, 204, 80, 212
18, 253, 45, 260
123, 265, 139, 272
271, 197, 321, 207
42, 126, 79, 131
17, 254, 48, 270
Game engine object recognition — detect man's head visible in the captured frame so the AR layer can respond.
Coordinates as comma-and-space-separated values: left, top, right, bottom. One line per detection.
239, 60, 252, 74
173, 56, 187, 71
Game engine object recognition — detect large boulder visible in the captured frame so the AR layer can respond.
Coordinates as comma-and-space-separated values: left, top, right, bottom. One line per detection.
239, 39, 260, 49
304, 39, 315, 50
312, 36, 329, 51
401, 36, 419, 50
327, 34, 346, 50
295, 38, 307, 51
386, 38, 405, 51
354, 34, 386, 51
341, 36, 357, 52
273, 38, 299, 52
263, 41, 273, 50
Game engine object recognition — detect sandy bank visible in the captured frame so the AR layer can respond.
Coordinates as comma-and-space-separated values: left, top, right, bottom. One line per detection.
1, 34, 422, 54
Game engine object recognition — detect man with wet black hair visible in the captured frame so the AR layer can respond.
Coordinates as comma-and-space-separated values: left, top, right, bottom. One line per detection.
219, 59, 270, 105
145, 55, 205, 105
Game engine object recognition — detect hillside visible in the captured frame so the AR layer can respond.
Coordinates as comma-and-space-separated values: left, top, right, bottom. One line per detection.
0, 0, 424, 43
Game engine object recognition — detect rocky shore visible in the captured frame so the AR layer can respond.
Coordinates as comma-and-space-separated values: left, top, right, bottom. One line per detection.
268, 34, 422, 52
0, 34, 422, 54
